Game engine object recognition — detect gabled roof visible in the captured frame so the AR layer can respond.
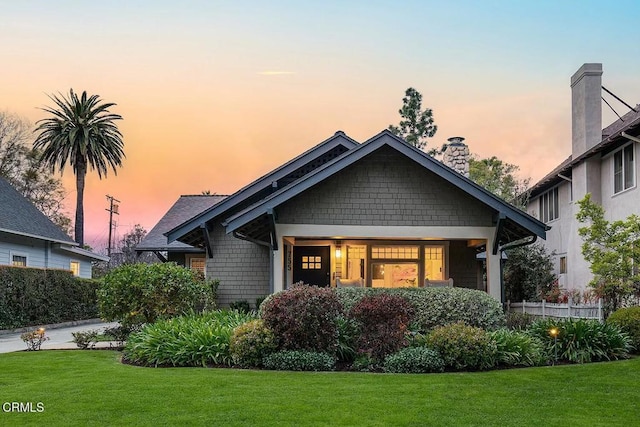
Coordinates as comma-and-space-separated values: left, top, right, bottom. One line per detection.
530, 105, 640, 197
137, 195, 227, 252
0, 176, 76, 245
166, 131, 359, 246
224, 130, 548, 248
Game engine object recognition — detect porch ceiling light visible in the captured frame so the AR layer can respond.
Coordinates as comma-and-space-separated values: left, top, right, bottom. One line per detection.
335, 248, 342, 258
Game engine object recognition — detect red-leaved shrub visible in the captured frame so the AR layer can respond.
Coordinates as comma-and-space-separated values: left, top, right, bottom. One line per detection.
261, 284, 343, 353
349, 293, 414, 362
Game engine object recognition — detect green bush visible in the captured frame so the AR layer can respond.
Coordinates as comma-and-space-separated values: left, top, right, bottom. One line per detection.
528, 318, 632, 363
262, 350, 334, 371
261, 284, 342, 353
427, 321, 497, 371
490, 329, 547, 367
0, 266, 100, 329
336, 287, 505, 332
335, 315, 359, 362
349, 293, 414, 362
607, 306, 640, 354
506, 312, 536, 330
230, 319, 277, 367
71, 329, 100, 349
383, 347, 445, 373
123, 310, 256, 367
98, 263, 216, 329
229, 300, 251, 313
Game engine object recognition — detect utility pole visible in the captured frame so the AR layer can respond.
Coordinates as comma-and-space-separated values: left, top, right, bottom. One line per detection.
106, 195, 120, 257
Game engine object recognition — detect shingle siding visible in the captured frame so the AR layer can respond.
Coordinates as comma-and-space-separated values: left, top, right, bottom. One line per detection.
277, 146, 494, 227
206, 224, 270, 308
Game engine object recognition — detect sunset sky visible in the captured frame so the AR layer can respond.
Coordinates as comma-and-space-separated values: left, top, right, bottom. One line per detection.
2, 1, 639, 252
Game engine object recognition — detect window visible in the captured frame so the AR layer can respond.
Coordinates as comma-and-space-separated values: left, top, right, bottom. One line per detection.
539, 187, 559, 222
12, 254, 27, 267
371, 245, 419, 288
425, 246, 444, 281
614, 144, 635, 193
301, 256, 322, 270
559, 256, 567, 274
70, 261, 80, 276
190, 257, 206, 275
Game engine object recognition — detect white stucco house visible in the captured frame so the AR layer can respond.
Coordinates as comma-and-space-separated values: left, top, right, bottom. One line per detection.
527, 63, 640, 293
0, 176, 108, 278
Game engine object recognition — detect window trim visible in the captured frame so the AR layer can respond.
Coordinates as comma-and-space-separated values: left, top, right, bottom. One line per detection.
538, 186, 559, 223
10, 251, 28, 267
70, 260, 81, 277
613, 143, 635, 194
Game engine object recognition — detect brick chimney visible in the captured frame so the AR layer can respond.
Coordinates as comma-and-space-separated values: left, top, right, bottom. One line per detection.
443, 137, 469, 177
571, 63, 602, 157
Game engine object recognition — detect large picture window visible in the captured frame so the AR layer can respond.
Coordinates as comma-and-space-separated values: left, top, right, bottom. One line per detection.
539, 187, 559, 223
11, 254, 27, 267
614, 144, 635, 193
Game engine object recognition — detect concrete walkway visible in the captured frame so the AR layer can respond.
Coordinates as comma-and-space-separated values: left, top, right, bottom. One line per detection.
0, 320, 120, 353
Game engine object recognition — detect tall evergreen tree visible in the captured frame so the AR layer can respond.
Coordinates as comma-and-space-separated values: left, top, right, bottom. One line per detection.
388, 87, 438, 155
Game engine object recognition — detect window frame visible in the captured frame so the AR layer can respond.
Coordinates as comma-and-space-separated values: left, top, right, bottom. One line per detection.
10, 252, 28, 267
70, 261, 81, 276
614, 143, 635, 194
538, 186, 559, 223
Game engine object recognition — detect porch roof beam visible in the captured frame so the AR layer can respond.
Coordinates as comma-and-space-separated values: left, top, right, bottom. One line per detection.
492, 212, 506, 255
200, 223, 213, 258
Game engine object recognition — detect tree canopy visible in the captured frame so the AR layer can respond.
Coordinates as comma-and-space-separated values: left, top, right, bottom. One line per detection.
468, 156, 530, 209
388, 88, 439, 155
577, 193, 640, 314
34, 89, 125, 246
0, 111, 71, 234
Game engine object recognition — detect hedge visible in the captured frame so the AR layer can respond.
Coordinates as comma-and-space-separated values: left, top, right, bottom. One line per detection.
0, 266, 99, 329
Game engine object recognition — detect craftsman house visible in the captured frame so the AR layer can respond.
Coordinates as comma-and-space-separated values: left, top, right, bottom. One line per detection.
160, 130, 546, 306
136, 194, 227, 274
0, 176, 108, 278
527, 63, 640, 291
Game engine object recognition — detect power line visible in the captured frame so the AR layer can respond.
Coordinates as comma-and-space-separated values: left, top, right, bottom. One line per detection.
105, 195, 120, 257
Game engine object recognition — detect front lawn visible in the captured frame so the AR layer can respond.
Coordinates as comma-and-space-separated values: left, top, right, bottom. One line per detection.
2, 351, 639, 426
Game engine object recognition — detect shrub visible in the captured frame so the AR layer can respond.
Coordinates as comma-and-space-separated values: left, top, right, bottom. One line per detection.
336, 287, 505, 332
229, 300, 251, 313
123, 310, 256, 367
72, 329, 100, 349
98, 263, 216, 329
490, 329, 547, 367
335, 315, 359, 362
528, 318, 632, 363
0, 266, 99, 329
506, 312, 536, 330
262, 350, 334, 371
503, 243, 556, 302
607, 306, 640, 354
383, 347, 445, 373
427, 321, 497, 371
230, 319, 277, 367
20, 328, 49, 351
261, 284, 342, 353
349, 294, 414, 362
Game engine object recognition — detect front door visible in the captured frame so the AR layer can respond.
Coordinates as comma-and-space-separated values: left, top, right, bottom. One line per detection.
293, 246, 330, 287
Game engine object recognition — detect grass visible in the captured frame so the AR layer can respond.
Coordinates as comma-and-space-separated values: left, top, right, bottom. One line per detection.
1, 351, 639, 426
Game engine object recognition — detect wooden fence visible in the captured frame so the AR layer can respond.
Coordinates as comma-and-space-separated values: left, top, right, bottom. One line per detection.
506, 299, 604, 322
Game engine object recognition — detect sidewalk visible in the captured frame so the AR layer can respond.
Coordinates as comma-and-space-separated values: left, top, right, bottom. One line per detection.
0, 320, 120, 353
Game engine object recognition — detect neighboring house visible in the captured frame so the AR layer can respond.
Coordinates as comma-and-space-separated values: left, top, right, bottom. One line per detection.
0, 176, 108, 278
135, 194, 227, 274
160, 130, 546, 306
527, 63, 640, 292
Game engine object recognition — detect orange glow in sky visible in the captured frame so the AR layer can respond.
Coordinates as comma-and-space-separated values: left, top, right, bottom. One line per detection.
1, 1, 639, 252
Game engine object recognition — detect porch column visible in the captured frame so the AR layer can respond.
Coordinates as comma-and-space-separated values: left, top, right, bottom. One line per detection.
272, 245, 285, 293
486, 243, 502, 301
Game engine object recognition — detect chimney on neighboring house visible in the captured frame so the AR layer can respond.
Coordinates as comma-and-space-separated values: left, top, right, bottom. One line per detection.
571, 63, 603, 157
571, 63, 603, 204
443, 137, 470, 177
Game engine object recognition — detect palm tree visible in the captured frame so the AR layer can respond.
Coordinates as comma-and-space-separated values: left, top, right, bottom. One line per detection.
34, 89, 124, 246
